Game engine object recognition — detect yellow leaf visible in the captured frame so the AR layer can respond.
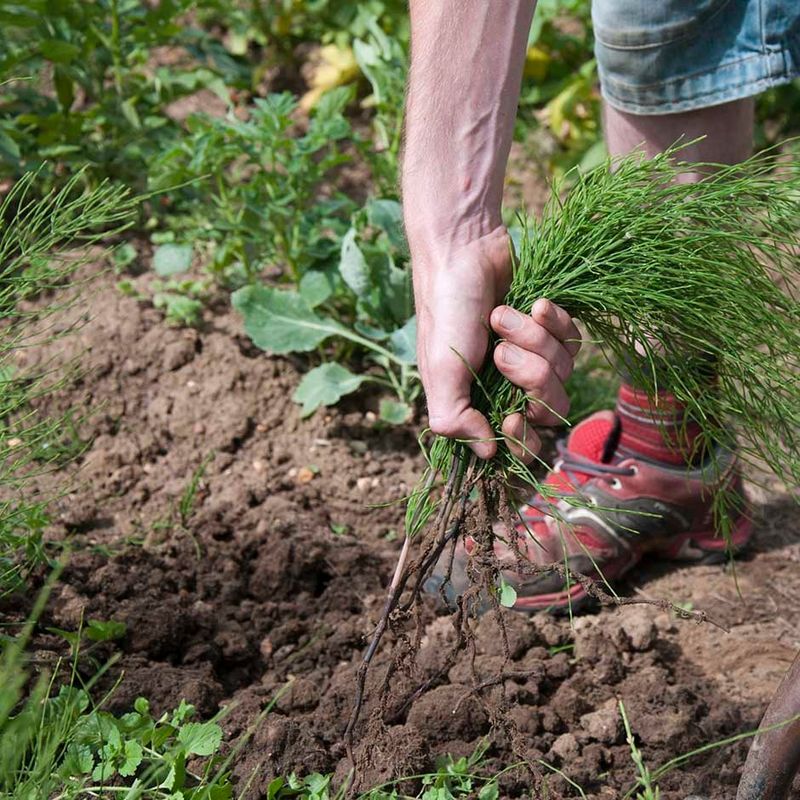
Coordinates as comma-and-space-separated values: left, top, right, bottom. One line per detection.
524, 45, 550, 82
300, 44, 359, 112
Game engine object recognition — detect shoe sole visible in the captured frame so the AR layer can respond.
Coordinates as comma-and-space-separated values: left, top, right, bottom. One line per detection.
424, 513, 753, 615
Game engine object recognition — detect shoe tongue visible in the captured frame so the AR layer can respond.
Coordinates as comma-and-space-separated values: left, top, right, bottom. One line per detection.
565, 410, 618, 464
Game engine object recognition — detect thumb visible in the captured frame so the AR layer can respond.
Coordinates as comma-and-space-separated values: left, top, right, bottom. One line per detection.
427, 401, 497, 460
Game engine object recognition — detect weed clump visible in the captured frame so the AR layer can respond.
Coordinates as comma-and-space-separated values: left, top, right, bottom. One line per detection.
347, 143, 800, 752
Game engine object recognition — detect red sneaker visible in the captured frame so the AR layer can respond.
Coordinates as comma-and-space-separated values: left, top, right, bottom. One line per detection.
430, 409, 752, 613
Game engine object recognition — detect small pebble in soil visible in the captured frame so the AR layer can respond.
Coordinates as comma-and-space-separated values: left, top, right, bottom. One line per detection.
295, 466, 316, 484
580, 703, 622, 744
621, 607, 657, 651
550, 732, 580, 762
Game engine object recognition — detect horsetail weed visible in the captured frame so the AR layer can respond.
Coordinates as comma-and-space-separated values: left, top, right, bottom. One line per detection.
411, 142, 800, 530
345, 142, 800, 747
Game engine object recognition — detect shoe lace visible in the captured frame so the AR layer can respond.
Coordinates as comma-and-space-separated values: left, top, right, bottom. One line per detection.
521, 440, 636, 521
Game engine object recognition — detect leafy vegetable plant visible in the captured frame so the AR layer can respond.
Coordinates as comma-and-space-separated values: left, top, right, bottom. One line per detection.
233, 198, 418, 421
0, 0, 240, 190
151, 87, 357, 285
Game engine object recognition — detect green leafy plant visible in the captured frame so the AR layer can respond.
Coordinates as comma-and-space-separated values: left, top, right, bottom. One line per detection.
0, 0, 242, 189
197, 0, 409, 68
151, 87, 357, 285
1, 607, 232, 798
619, 701, 660, 800
352, 17, 408, 193
232, 197, 418, 420
47, 616, 127, 660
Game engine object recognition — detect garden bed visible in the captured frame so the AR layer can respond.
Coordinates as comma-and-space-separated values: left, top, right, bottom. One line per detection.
5, 262, 799, 798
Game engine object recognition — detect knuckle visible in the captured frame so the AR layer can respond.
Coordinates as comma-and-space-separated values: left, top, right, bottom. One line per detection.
527, 359, 553, 389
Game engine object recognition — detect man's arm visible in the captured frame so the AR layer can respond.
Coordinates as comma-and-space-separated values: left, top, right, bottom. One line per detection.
403, 0, 580, 461
403, 2, 534, 245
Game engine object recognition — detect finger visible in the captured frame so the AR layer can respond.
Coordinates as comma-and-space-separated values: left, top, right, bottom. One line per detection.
426, 397, 497, 460
493, 345, 571, 425
490, 305, 574, 382
501, 413, 542, 463
525, 379, 571, 426
532, 298, 582, 357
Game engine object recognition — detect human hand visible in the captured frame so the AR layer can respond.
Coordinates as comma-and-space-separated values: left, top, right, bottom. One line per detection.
412, 226, 581, 461
413, 226, 512, 460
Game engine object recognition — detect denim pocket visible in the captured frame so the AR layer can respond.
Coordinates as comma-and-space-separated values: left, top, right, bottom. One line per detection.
593, 0, 734, 49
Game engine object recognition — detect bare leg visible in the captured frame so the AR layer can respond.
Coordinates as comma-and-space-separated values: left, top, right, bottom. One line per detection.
604, 98, 755, 181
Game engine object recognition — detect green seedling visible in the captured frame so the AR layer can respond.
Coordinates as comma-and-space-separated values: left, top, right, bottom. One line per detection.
179, 452, 214, 528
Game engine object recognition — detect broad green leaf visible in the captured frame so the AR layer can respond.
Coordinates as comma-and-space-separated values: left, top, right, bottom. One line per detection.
85, 619, 126, 642
53, 67, 74, 112
267, 777, 285, 800
305, 774, 331, 797
171, 699, 195, 726
339, 227, 370, 298
153, 293, 203, 327
498, 578, 517, 608
46, 626, 80, 650
232, 285, 347, 354
153, 243, 193, 277
379, 399, 412, 425
298, 270, 333, 308
372, 252, 412, 326
39, 39, 81, 64
121, 98, 142, 130
160, 751, 186, 790
118, 740, 143, 777
479, 782, 499, 800
201, 786, 234, 800
388, 316, 417, 364
113, 243, 137, 270
177, 721, 222, 756
353, 321, 388, 341
0, 128, 21, 161
293, 363, 366, 417
367, 199, 406, 251
134, 697, 150, 715
60, 743, 94, 777
92, 759, 116, 782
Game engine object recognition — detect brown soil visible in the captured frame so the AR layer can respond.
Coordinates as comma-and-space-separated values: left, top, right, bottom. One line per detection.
4, 259, 800, 799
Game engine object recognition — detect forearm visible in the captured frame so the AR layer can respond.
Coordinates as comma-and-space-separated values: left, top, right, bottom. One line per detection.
402, 0, 536, 254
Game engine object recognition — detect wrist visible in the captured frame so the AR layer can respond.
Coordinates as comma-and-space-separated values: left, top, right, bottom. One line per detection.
404, 212, 505, 262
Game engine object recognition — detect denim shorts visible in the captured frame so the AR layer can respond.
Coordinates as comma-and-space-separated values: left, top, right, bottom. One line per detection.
593, 0, 800, 114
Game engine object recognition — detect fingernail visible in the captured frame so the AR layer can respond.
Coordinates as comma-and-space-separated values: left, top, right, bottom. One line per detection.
501, 344, 522, 365
500, 308, 523, 331
533, 298, 550, 318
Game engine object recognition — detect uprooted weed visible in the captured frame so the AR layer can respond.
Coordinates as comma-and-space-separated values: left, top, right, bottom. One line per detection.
345, 143, 800, 778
